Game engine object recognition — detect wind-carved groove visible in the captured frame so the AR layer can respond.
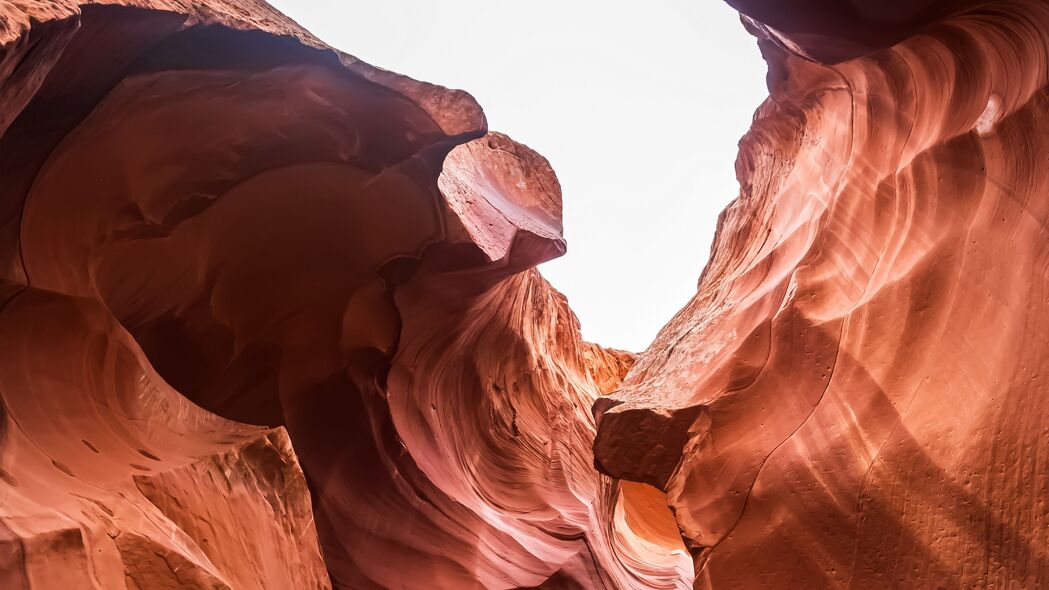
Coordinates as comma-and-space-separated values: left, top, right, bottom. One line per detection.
701, 320, 845, 566
592, 1, 1049, 588
5, 0, 1049, 588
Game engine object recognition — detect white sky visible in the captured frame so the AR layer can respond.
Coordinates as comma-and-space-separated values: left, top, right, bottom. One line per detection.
269, 0, 768, 352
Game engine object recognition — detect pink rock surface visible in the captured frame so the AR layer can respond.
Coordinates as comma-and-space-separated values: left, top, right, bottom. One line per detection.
0, 288, 327, 588
595, 1, 1049, 587
7, 0, 1049, 588
0, 1, 688, 587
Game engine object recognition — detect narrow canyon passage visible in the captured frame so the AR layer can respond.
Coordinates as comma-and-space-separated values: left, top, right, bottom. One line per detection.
3, 1, 1049, 589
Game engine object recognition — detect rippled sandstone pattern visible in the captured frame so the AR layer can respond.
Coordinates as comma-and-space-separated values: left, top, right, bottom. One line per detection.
595, 0, 1049, 588
6, 0, 1049, 589
0, 1, 690, 588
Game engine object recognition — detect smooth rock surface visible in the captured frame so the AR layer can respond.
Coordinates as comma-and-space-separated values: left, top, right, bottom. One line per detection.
595, 1, 1049, 588
0, 1, 689, 588
6, 0, 1048, 588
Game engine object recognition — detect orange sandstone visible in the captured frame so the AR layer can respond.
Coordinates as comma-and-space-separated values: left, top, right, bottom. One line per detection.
3, 1, 1048, 589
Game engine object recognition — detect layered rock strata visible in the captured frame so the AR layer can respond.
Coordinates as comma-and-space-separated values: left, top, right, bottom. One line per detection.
0, 1, 689, 588
6, 0, 1049, 589
595, 1, 1049, 588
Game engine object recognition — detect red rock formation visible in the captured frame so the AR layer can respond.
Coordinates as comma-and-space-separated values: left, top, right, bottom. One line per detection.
0, 1, 690, 588
0, 288, 328, 588
9, 0, 1048, 588
595, 1, 1049, 588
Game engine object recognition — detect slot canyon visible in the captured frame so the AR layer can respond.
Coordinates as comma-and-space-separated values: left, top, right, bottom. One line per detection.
2, 0, 1049, 588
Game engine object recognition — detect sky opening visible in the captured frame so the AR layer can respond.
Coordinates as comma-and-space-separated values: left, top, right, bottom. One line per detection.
268, 0, 769, 352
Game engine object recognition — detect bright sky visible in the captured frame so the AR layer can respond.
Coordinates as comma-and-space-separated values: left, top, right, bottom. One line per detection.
269, 0, 768, 352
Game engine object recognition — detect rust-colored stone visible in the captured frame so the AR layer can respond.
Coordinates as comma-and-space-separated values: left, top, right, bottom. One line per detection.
5, 0, 1048, 588
596, 1, 1049, 588
0, 1, 687, 587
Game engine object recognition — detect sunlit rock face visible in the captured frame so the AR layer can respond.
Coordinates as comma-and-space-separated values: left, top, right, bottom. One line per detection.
0, 1, 690, 588
595, 1, 1049, 588
8, 0, 1047, 588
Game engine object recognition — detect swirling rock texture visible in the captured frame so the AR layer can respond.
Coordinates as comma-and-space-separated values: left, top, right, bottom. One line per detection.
5, 0, 1049, 589
595, 0, 1049, 588
0, 1, 691, 588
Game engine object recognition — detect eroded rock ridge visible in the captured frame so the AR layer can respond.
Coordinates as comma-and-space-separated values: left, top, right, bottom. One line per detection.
3, 1, 1047, 589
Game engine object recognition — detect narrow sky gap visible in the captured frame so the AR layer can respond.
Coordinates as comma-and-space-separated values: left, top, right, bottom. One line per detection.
269, 0, 768, 352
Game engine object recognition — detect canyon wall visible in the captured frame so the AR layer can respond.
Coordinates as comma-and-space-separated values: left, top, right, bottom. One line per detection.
595, 1, 1049, 588
3, 0, 1049, 589
0, 1, 688, 588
